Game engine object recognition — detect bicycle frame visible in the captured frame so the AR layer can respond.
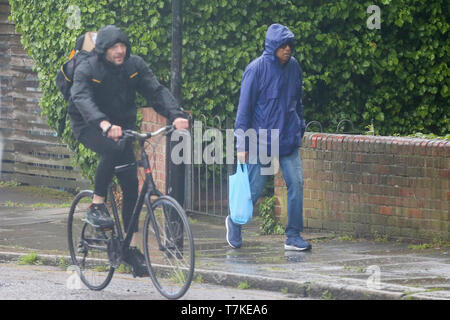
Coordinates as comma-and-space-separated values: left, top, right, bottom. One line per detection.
107, 137, 168, 258
69, 125, 194, 298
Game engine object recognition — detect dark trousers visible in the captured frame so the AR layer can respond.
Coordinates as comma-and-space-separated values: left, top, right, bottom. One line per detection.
78, 126, 139, 233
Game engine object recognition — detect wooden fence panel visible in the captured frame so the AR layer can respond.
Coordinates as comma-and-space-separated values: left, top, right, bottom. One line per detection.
0, 1, 90, 190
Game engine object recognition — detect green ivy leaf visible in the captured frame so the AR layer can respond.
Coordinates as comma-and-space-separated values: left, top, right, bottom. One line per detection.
376, 112, 385, 122
8, 0, 449, 183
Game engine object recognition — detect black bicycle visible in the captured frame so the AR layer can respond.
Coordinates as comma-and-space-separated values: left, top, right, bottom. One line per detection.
67, 125, 195, 299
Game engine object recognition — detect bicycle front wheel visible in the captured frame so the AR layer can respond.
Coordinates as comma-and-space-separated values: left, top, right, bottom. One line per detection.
67, 190, 115, 291
143, 196, 195, 299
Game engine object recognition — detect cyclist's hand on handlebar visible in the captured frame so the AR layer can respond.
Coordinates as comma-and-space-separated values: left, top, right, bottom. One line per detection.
172, 117, 189, 130
100, 121, 122, 142
108, 125, 123, 142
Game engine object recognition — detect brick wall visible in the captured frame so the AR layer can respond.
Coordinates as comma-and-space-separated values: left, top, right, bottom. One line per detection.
274, 132, 449, 241
140, 108, 167, 193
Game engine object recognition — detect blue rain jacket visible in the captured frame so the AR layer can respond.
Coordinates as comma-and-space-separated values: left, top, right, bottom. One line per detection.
235, 24, 306, 157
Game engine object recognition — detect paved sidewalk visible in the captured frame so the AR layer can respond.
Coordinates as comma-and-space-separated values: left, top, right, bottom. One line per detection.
1, 186, 449, 300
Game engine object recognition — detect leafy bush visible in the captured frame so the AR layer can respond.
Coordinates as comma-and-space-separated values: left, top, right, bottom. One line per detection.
9, 0, 449, 180
259, 196, 285, 235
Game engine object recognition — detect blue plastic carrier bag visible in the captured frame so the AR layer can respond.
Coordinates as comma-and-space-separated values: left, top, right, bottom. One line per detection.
228, 161, 253, 225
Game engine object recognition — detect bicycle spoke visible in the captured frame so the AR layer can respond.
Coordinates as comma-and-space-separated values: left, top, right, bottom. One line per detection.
143, 196, 195, 299
68, 190, 115, 291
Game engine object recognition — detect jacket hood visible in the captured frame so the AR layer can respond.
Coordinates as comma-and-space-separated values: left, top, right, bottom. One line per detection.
94, 25, 131, 61
263, 24, 295, 61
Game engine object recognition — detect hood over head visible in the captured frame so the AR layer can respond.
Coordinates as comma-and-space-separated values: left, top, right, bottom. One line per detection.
263, 24, 295, 61
94, 25, 131, 62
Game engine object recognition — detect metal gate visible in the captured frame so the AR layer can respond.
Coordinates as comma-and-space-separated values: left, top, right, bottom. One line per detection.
184, 115, 232, 218
182, 117, 360, 218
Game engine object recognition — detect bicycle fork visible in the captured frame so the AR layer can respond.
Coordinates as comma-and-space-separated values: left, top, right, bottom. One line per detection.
144, 195, 166, 252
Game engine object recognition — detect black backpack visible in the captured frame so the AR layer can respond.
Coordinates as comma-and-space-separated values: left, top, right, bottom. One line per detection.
56, 32, 95, 102
55, 32, 97, 137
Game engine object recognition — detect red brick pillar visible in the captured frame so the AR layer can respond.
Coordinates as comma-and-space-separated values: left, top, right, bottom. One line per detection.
140, 108, 167, 193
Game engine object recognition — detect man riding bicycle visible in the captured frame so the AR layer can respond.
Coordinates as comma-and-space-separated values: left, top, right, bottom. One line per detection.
68, 25, 189, 276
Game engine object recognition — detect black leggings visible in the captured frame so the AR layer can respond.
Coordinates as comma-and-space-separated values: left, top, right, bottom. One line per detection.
78, 126, 139, 233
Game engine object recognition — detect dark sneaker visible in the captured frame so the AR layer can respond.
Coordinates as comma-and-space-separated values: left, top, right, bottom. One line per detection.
284, 236, 312, 251
85, 203, 114, 230
123, 247, 149, 277
225, 215, 242, 249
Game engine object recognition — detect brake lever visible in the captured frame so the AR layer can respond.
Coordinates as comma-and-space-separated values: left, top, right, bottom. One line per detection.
117, 130, 135, 150
165, 125, 176, 136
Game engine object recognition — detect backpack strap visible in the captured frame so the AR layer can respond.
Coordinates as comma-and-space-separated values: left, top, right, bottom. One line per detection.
66, 33, 86, 61
75, 34, 85, 51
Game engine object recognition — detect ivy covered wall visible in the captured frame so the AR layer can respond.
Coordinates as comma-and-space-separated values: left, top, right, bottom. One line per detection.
9, 0, 449, 180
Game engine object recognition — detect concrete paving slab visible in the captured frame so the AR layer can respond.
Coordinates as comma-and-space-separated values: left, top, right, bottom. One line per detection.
1, 186, 449, 300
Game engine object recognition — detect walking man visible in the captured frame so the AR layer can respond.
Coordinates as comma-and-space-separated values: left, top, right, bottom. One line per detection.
227, 23, 311, 251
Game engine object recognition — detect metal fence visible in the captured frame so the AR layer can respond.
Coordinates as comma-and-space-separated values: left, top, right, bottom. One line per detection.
182, 117, 360, 218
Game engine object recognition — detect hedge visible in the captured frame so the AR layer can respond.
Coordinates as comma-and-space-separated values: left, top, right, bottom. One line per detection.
9, 0, 449, 181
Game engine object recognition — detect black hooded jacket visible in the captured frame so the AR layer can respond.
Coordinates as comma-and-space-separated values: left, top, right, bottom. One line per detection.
68, 25, 186, 138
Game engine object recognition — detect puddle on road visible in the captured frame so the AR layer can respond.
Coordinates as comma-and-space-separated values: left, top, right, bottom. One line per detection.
284, 251, 311, 263
195, 240, 314, 266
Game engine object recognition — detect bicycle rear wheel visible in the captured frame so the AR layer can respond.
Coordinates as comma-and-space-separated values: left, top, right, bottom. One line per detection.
143, 195, 195, 299
67, 190, 115, 290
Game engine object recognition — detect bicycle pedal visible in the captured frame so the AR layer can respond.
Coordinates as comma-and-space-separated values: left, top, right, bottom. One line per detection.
81, 218, 100, 228
77, 241, 87, 254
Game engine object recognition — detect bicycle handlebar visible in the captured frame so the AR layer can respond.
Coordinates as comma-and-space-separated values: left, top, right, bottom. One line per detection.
123, 125, 175, 140
117, 125, 175, 149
